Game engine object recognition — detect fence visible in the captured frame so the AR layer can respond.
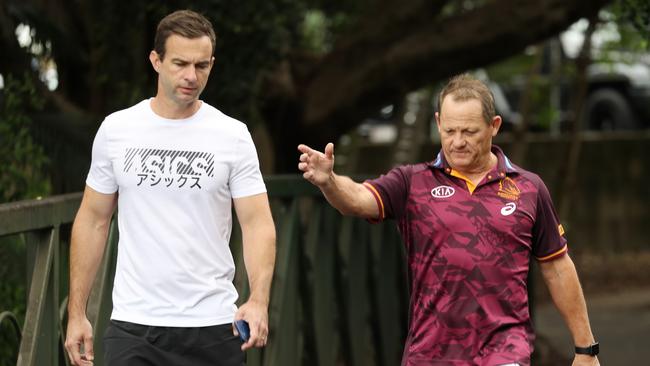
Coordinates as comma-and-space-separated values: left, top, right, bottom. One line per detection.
0, 176, 408, 366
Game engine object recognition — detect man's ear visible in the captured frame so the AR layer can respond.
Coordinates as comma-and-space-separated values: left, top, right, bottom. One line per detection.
149, 51, 161, 73
491, 115, 503, 136
435, 111, 441, 128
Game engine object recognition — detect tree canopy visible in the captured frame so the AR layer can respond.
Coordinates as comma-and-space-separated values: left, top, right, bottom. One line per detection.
1, 0, 617, 177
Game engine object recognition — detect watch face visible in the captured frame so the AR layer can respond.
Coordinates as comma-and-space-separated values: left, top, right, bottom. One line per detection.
591, 343, 600, 355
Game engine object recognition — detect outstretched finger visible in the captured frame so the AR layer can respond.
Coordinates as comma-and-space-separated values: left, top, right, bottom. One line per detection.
297, 144, 316, 155
324, 143, 334, 159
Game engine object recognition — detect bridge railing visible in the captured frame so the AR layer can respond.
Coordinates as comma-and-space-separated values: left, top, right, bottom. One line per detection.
0, 175, 409, 366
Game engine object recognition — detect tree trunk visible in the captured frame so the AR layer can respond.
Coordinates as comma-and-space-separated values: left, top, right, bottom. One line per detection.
557, 16, 598, 220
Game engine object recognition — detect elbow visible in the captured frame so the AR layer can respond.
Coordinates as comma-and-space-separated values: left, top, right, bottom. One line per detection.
336, 204, 364, 217
336, 207, 354, 216
340, 207, 376, 220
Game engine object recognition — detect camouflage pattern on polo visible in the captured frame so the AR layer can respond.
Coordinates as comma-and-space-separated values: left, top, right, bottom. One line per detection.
364, 146, 567, 366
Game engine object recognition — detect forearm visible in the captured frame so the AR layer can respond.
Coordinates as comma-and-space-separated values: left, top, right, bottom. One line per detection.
320, 173, 377, 218
68, 213, 111, 319
242, 222, 276, 306
540, 255, 595, 346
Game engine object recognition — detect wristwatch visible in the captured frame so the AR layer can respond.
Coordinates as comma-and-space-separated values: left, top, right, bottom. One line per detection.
575, 342, 599, 356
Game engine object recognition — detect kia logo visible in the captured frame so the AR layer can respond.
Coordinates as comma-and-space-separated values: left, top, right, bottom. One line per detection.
431, 186, 455, 198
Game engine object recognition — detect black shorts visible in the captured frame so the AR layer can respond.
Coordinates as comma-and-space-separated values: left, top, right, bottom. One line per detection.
103, 320, 245, 366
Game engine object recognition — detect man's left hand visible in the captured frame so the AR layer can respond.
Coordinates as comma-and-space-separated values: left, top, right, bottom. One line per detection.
572, 355, 600, 366
233, 299, 269, 350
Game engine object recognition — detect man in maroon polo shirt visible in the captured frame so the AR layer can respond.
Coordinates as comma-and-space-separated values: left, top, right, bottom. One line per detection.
297, 74, 599, 366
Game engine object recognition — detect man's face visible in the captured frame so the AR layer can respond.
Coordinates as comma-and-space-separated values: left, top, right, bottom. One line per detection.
435, 95, 501, 173
150, 34, 214, 108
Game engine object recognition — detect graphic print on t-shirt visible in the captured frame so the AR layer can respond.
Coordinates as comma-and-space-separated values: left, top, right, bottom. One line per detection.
123, 148, 215, 190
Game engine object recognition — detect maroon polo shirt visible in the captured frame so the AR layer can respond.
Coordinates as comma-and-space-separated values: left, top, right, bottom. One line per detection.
364, 146, 567, 366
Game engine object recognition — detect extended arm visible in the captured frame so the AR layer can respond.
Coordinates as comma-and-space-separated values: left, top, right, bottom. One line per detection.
233, 193, 276, 350
539, 254, 599, 366
65, 186, 117, 365
297, 143, 379, 219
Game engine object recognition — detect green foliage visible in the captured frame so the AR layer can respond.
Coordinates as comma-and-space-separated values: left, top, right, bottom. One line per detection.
199, 0, 305, 121
595, 5, 649, 53
0, 73, 47, 364
299, 8, 354, 53
614, 0, 650, 48
0, 73, 51, 202
301, 10, 330, 52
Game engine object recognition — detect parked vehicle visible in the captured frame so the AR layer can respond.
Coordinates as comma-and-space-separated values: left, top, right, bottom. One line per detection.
496, 20, 650, 132
582, 53, 650, 130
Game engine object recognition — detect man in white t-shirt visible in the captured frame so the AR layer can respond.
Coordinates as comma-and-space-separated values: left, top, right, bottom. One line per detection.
64, 10, 276, 366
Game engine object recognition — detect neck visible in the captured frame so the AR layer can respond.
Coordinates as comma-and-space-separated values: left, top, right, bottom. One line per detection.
454, 153, 498, 184
150, 97, 201, 119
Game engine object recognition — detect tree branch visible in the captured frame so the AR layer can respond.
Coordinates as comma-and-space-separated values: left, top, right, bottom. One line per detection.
301, 0, 612, 140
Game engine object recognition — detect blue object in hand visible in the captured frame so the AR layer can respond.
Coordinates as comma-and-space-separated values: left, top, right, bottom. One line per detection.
234, 319, 250, 342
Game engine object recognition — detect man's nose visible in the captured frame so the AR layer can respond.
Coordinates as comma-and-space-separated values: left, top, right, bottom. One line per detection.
183, 65, 198, 83
452, 133, 466, 148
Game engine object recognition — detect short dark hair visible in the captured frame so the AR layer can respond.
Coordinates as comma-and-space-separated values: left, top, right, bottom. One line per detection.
438, 73, 496, 124
153, 10, 217, 60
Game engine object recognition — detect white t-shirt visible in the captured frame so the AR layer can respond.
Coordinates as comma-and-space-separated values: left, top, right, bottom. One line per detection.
86, 99, 266, 327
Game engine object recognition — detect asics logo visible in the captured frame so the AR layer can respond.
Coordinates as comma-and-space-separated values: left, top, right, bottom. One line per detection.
501, 202, 517, 216
431, 186, 455, 198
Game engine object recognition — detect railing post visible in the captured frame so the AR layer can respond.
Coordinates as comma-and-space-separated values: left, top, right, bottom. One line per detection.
17, 228, 59, 366
264, 200, 302, 366
304, 204, 339, 366
367, 224, 406, 366
338, 217, 375, 366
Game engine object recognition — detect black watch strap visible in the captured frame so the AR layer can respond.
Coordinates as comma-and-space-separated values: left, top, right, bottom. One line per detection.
575, 342, 599, 356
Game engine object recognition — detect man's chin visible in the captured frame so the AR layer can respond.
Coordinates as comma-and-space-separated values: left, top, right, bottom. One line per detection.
449, 154, 470, 163
174, 94, 199, 104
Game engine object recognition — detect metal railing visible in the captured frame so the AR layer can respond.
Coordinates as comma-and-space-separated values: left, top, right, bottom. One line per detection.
0, 176, 408, 366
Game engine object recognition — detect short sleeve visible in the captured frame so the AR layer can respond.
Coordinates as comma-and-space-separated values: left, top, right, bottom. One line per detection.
229, 128, 266, 198
363, 166, 411, 221
532, 179, 568, 261
86, 122, 118, 194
